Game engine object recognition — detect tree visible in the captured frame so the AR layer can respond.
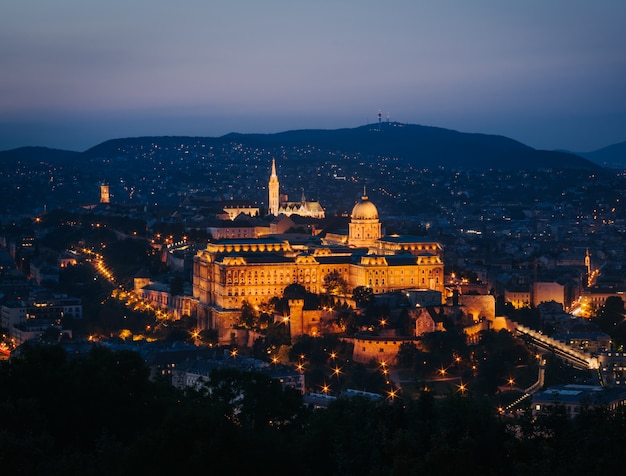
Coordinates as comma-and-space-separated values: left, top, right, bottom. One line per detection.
199, 329, 218, 345
396, 341, 419, 367
594, 296, 626, 348
169, 275, 185, 296
352, 285, 373, 307
323, 270, 347, 295
239, 300, 257, 329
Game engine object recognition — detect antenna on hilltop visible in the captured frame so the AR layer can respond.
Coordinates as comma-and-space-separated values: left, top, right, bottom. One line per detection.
378, 110, 382, 131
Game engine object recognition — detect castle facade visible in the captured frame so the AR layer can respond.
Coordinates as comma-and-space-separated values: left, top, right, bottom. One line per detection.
192, 162, 444, 343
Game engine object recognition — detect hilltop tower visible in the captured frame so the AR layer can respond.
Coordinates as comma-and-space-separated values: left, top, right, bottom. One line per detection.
268, 158, 279, 216
100, 183, 110, 204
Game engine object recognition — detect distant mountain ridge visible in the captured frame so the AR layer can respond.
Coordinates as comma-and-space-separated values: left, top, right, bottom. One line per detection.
0, 122, 609, 171
81, 122, 598, 171
0, 146, 79, 162
574, 141, 626, 169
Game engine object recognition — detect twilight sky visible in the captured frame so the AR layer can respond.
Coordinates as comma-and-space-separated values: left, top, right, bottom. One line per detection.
1, 0, 625, 152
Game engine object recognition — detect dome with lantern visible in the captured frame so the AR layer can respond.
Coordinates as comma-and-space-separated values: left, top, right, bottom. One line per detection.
351, 191, 379, 221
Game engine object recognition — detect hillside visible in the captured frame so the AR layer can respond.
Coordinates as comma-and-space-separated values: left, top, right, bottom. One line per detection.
576, 141, 626, 169
0, 146, 80, 163
81, 122, 598, 171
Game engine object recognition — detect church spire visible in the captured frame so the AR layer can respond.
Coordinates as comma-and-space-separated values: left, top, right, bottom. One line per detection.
268, 158, 280, 216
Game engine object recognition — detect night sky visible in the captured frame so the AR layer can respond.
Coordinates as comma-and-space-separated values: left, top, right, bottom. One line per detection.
1, 1, 625, 152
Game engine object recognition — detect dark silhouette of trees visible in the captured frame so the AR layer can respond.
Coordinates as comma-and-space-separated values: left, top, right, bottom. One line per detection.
4, 341, 626, 475
352, 285, 374, 307
323, 270, 348, 295
594, 296, 626, 348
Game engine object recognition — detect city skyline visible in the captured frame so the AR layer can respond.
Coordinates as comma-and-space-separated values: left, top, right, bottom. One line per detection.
1, 1, 625, 153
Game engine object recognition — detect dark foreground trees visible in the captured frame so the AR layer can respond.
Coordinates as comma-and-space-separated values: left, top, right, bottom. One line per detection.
2, 343, 626, 476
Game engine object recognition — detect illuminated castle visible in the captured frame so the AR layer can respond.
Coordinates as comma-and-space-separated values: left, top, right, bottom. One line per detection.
193, 168, 445, 343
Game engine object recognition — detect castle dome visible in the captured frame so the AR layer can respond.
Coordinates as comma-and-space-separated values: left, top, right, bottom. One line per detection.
351, 193, 378, 220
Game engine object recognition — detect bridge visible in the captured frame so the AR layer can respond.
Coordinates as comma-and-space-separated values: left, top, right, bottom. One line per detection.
514, 325, 599, 371
500, 324, 599, 413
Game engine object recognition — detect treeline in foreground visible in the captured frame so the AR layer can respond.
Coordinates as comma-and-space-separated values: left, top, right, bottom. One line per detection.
1, 343, 625, 476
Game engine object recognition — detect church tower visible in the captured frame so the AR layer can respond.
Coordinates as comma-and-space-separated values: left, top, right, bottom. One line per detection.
100, 183, 110, 204
268, 159, 279, 216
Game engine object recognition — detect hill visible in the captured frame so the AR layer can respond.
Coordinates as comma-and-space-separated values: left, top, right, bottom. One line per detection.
575, 141, 626, 169
81, 122, 598, 171
0, 146, 80, 163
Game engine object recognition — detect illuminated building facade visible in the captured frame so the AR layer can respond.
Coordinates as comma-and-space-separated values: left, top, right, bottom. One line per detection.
268, 159, 325, 219
193, 191, 444, 343
100, 184, 110, 204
